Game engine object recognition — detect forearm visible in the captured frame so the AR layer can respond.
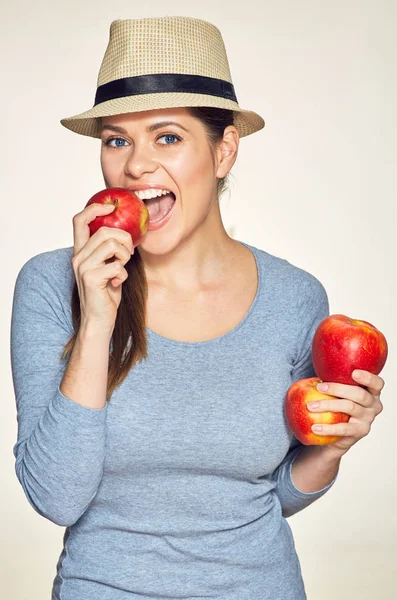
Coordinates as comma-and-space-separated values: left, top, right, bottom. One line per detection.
60, 321, 113, 409
16, 324, 112, 526
291, 445, 343, 493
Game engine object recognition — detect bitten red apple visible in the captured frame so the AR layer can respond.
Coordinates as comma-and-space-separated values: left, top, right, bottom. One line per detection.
312, 314, 388, 386
285, 377, 350, 445
85, 187, 149, 247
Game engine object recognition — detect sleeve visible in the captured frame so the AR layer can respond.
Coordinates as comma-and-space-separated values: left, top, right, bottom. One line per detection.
272, 274, 338, 518
10, 253, 108, 527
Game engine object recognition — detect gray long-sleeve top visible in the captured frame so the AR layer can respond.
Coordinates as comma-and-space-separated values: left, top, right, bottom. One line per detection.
10, 241, 337, 600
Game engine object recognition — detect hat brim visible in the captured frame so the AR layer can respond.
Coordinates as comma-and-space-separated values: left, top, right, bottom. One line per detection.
60, 93, 265, 139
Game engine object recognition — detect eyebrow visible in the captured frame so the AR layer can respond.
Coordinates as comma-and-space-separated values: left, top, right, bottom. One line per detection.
101, 121, 189, 134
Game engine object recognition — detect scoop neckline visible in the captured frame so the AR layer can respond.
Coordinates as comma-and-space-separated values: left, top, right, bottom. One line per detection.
146, 240, 262, 347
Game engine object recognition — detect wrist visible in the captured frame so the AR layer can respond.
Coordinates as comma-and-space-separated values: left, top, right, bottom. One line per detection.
316, 444, 347, 464
79, 320, 114, 342
290, 444, 342, 493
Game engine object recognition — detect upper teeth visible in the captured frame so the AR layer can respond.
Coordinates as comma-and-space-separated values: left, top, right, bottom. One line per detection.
134, 188, 171, 200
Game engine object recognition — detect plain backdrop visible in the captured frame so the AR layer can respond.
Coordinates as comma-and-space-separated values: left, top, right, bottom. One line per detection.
2, 1, 396, 598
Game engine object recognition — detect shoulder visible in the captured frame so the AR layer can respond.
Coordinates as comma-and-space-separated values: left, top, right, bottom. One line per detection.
15, 246, 75, 302
17, 246, 73, 277
12, 247, 75, 333
244, 241, 328, 307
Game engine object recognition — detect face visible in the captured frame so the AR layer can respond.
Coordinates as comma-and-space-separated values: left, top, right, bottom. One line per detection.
99, 107, 238, 255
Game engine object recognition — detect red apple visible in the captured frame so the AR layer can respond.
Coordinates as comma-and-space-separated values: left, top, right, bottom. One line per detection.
285, 377, 350, 445
312, 314, 388, 386
85, 187, 149, 247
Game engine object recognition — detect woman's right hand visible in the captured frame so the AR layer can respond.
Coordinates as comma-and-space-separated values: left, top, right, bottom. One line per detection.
72, 202, 134, 334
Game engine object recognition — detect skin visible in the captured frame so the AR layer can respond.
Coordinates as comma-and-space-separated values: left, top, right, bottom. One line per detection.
306, 369, 385, 459
99, 107, 386, 468
99, 106, 243, 292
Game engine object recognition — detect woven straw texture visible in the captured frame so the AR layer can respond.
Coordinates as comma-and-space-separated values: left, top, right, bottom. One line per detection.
60, 16, 265, 139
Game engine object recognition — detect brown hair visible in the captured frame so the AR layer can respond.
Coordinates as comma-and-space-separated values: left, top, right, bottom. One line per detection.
61, 107, 236, 401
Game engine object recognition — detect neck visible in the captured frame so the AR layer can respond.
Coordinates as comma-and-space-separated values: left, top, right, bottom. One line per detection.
138, 201, 240, 292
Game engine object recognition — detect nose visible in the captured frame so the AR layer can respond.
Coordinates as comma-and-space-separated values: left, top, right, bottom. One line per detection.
124, 142, 158, 179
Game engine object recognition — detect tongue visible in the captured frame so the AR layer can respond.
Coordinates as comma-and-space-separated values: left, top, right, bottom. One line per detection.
145, 193, 175, 221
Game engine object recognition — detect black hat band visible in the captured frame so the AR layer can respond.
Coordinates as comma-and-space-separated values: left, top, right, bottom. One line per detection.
94, 73, 238, 106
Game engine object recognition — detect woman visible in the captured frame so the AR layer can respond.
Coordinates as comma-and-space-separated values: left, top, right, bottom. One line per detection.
11, 16, 384, 600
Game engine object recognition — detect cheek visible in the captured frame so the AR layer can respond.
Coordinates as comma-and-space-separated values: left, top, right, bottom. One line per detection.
176, 148, 215, 195
100, 151, 122, 182
100, 151, 110, 176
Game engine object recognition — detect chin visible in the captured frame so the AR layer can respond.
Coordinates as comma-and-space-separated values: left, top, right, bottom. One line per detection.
139, 202, 211, 256
139, 237, 179, 256
139, 224, 183, 257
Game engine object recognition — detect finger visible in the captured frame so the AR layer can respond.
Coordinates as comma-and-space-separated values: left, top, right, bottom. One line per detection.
316, 381, 373, 408
79, 238, 131, 278
351, 370, 385, 396
376, 399, 384, 416
72, 203, 116, 256
109, 263, 129, 287
74, 225, 134, 267
307, 398, 366, 418
311, 420, 371, 438
83, 259, 128, 290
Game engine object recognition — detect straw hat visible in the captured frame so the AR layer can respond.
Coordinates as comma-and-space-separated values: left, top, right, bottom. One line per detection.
60, 16, 265, 139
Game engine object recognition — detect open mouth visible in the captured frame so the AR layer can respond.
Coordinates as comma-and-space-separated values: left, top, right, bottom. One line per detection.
143, 192, 176, 230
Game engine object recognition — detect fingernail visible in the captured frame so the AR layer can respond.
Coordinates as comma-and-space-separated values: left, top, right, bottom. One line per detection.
312, 425, 323, 432
352, 370, 362, 379
308, 401, 320, 409
317, 383, 328, 391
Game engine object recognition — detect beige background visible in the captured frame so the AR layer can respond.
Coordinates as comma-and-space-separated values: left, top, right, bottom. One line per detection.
2, 1, 396, 598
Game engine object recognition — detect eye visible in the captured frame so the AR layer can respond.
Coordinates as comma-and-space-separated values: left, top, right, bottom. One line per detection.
102, 133, 182, 149
156, 133, 182, 145
103, 137, 128, 148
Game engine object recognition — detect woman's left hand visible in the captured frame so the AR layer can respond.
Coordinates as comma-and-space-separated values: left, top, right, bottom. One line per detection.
307, 369, 385, 458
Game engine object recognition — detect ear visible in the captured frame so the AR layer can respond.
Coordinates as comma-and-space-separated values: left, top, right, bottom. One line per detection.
215, 126, 239, 179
